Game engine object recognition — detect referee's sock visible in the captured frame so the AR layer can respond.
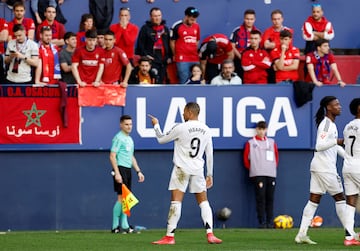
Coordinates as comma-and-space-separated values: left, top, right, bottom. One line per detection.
112, 201, 121, 230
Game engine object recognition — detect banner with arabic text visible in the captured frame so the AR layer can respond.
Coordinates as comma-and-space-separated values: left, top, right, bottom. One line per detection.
0, 85, 81, 144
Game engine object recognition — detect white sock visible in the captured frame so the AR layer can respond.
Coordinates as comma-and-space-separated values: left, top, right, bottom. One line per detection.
298, 201, 318, 237
199, 200, 213, 234
166, 201, 181, 237
342, 203, 356, 238
335, 200, 347, 228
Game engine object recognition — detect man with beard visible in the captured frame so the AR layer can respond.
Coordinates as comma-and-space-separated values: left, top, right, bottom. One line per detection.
35, 25, 61, 85
170, 6, 200, 84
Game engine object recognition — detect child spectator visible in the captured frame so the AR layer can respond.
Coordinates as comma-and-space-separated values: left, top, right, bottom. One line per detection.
184, 64, 205, 85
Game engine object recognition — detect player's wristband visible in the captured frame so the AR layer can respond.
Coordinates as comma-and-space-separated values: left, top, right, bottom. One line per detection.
137, 170, 142, 174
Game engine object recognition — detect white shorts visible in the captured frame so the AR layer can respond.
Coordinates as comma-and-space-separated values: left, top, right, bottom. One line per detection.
168, 166, 206, 193
343, 173, 360, 196
310, 171, 343, 196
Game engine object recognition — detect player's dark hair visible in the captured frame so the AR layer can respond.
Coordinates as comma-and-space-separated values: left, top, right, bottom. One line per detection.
64, 31, 76, 41
256, 121, 267, 129
315, 96, 337, 128
120, 115, 132, 123
349, 98, 360, 116
280, 29, 292, 39
150, 7, 161, 16
185, 102, 200, 116
315, 38, 329, 48
104, 30, 114, 37
12, 24, 25, 33
85, 29, 97, 38
119, 7, 130, 14
139, 56, 152, 65
250, 30, 262, 36
244, 9, 255, 16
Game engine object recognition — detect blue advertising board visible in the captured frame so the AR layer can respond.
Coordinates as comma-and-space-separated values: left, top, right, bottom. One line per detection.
0, 85, 357, 150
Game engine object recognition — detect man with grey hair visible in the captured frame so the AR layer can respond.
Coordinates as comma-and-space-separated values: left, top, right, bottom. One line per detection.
210, 59, 242, 85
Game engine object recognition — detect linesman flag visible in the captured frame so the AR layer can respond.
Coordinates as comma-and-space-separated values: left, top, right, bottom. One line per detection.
122, 184, 139, 216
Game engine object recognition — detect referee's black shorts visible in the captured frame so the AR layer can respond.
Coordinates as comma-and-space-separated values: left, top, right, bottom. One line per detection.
113, 166, 132, 195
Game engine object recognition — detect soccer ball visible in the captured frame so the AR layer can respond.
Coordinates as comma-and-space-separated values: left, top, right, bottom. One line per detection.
216, 207, 232, 221
273, 215, 293, 229
310, 215, 323, 227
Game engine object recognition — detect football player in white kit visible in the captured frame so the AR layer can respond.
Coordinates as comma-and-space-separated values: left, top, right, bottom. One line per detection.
342, 98, 360, 246
295, 96, 349, 245
149, 102, 222, 245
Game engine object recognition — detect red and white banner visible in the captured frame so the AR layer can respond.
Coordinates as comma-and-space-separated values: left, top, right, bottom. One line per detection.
77, 84, 126, 107
0, 85, 81, 144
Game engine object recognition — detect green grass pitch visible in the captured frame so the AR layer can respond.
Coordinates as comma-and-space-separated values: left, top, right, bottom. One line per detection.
0, 228, 355, 251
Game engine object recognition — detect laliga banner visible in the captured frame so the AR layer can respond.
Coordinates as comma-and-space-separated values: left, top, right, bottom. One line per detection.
0, 85, 81, 144
124, 85, 355, 150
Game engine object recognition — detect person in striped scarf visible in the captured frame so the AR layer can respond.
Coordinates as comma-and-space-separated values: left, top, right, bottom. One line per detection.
35, 25, 61, 85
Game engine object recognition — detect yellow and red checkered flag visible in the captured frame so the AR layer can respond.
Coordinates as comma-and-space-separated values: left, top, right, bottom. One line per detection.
122, 184, 139, 216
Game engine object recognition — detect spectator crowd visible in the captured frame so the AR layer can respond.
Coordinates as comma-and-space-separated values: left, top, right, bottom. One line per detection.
0, 1, 347, 87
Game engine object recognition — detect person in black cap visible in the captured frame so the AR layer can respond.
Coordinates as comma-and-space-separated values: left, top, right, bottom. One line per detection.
170, 6, 200, 84
199, 33, 234, 82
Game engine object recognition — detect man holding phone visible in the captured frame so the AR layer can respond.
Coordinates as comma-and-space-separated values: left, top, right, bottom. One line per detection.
5, 24, 39, 84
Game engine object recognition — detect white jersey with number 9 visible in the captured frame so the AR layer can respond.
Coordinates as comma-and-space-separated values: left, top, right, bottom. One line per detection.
154, 120, 213, 176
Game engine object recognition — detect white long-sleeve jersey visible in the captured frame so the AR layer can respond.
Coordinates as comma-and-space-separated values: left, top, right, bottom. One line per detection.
310, 117, 344, 173
343, 118, 360, 173
153, 120, 213, 176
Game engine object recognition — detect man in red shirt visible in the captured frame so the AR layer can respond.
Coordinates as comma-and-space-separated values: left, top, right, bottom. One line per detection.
71, 30, 105, 87
35, 26, 61, 85
7, 1, 35, 41
302, 4, 334, 55
199, 33, 234, 82
262, 9, 293, 83
242, 30, 271, 84
36, 5, 66, 47
305, 38, 345, 87
270, 30, 300, 83
170, 6, 200, 84
110, 7, 138, 63
230, 9, 260, 79
262, 9, 293, 52
101, 30, 132, 86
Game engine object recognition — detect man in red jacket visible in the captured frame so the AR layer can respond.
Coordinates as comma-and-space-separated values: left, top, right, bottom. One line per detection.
242, 30, 271, 84
302, 4, 334, 55
110, 7, 138, 64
